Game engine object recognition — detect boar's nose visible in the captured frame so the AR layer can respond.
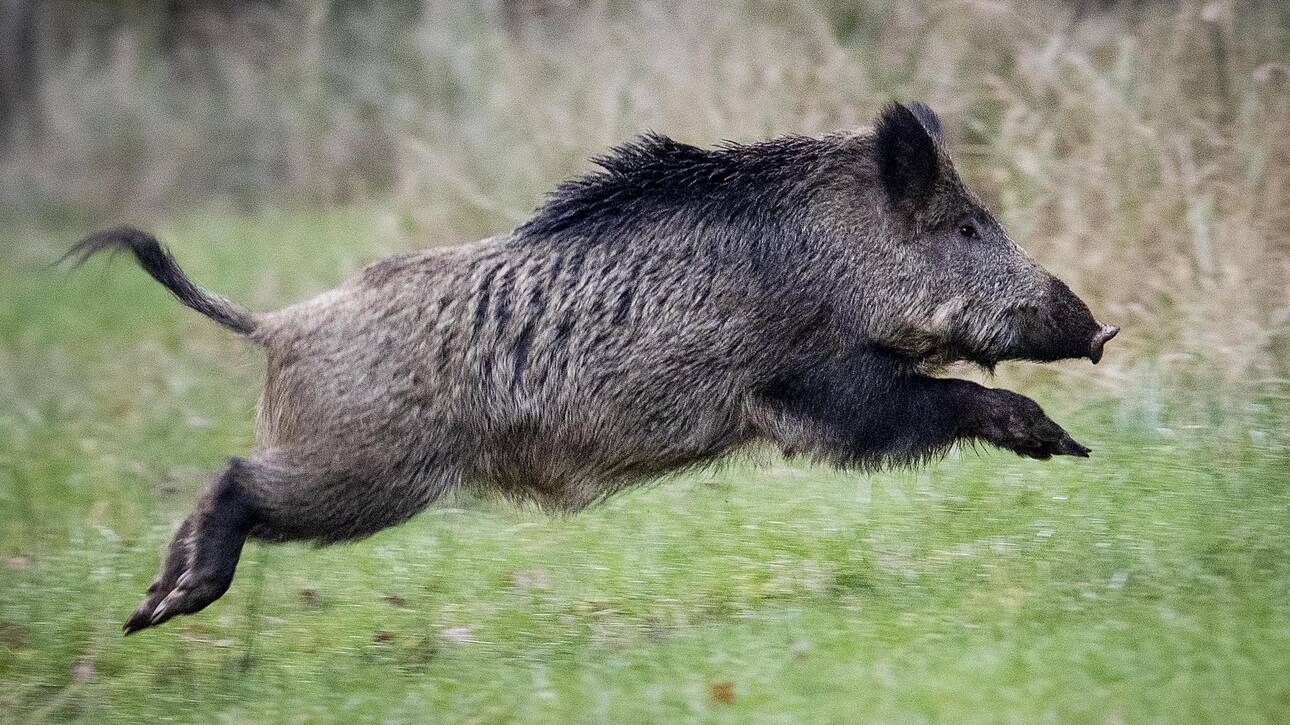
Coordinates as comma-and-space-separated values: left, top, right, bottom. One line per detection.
1088, 324, 1119, 364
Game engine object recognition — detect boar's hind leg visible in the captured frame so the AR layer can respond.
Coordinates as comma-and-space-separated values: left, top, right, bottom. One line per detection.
241, 453, 457, 545
123, 453, 453, 634
124, 458, 255, 635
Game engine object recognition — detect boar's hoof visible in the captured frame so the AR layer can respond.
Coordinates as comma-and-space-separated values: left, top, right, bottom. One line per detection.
1006, 427, 1091, 461
974, 389, 1091, 460
123, 554, 240, 635
124, 461, 251, 635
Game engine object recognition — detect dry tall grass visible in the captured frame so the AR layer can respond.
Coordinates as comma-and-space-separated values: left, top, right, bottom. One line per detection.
3, 0, 1287, 384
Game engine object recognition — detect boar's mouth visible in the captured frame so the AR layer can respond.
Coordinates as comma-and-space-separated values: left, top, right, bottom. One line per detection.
1004, 309, 1118, 365
940, 317, 1118, 368
891, 301, 1117, 369
997, 277, 1118, 365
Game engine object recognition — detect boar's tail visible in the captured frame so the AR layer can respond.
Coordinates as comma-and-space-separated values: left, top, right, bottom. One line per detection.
62, 226, 258, 336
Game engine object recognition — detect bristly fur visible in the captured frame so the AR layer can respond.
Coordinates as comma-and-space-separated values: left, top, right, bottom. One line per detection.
69, 101, 1109, 635
518, 131, 828, 242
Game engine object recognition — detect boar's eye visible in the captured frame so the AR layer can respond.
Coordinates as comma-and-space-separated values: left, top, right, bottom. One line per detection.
958, 223, 978, 240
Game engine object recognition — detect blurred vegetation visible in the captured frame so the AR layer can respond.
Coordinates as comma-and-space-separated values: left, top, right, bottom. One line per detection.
0, 0, 1286, 386
1, 212, 1287, 723
0, 3, 1288, 721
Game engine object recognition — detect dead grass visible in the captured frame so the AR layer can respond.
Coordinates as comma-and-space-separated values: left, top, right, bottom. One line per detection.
2, 0, 1287, 383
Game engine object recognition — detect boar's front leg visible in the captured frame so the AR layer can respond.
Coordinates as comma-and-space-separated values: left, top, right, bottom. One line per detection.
955, 385, 1090, 460
748, 351, 1089, 466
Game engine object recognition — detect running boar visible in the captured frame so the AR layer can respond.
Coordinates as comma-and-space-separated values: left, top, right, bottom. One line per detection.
67, 101, 1117, 634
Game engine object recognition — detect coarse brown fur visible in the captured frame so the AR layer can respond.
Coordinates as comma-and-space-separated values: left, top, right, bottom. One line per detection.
66, 102, 1117, 634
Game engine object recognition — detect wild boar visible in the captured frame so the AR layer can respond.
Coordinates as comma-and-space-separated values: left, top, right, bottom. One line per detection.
67, 102, 1117, 634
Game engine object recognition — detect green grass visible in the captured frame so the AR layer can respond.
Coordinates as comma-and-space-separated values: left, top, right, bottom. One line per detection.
1, 209, 1287, 723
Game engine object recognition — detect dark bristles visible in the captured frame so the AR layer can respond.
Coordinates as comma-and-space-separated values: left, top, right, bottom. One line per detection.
518, 132, 827, 242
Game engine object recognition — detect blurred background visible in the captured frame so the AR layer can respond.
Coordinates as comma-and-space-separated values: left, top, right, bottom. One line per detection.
1, 1, 1288, 722
2, 0, 1286, 385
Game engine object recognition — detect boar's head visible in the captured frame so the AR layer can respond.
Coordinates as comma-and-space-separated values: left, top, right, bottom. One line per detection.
827, 102, 1117, 369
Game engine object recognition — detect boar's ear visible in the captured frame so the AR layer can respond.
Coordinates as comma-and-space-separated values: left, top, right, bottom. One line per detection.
907, 101, 942, 143
875, 101, 941, 211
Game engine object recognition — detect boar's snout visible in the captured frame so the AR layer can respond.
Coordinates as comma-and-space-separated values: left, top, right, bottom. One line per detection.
1088, 324, 1119, 364
1007, 275, 1115, 365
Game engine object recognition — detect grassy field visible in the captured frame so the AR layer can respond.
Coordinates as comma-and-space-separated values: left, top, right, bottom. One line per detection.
0, 210, 1287, 723
0, 1, 1286, 722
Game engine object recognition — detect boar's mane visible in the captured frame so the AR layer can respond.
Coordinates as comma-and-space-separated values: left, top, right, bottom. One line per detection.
517, 132, 833, 247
